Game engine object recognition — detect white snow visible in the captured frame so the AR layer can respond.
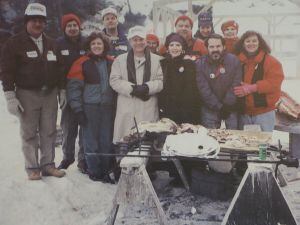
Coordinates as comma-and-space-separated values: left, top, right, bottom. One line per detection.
0, 1, 300, 225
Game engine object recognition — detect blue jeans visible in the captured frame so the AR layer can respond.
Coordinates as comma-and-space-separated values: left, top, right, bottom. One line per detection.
83, 104, 113, 177
201, 107, 238, 129
239, 110, 275, 132
60, 104, 84, 162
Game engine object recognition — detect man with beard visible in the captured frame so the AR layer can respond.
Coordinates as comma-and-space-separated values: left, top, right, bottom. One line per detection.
196, 34, 242, 129
159, 15, 207, 59
196, 34, 242, 174
56, 13, 87, 173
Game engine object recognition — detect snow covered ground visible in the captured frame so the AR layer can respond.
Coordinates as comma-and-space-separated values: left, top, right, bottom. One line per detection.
0, 1, 300, 225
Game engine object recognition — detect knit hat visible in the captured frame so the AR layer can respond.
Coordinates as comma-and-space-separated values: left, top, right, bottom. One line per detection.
165, 33, 187, 51
221, 20, 239, 33
175, 15, 193, 28
101, 7, 118, 20
61, 13, 81, 32
146, 34, 159, 45
198, 11, 213, 27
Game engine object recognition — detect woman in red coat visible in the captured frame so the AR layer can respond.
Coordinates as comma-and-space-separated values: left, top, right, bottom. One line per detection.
234, 31, 284, 131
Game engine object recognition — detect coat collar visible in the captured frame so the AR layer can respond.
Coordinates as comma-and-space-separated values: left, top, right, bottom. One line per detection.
238, 50, 265, 64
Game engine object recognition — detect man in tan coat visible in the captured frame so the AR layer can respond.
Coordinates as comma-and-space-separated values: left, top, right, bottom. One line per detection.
110, 26, 163, 143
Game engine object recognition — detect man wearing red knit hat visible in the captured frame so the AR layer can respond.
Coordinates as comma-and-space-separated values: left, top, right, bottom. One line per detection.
221, 20, 239, 54
159, 15, 207, 60
56, 13, 87, 173
146, 33, 160, 54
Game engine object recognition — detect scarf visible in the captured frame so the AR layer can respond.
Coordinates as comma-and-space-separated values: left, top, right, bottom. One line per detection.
127, 48, 151, 84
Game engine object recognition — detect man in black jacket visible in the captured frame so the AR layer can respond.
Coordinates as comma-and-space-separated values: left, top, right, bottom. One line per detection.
56, 13, 87, 173
1, 3, 66, 180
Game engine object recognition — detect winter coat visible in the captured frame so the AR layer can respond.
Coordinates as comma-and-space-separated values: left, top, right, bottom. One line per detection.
159, 36, 207, 59
196, 53, 243, 111
224, 37, 239, 54
56, 35, 86, 76
103, 24, 129, 58
238, 50, 284, 115
110, 52, 163, 143
159, 55, 201, 124
1, 31, 64, 92
66, 55, 115, 113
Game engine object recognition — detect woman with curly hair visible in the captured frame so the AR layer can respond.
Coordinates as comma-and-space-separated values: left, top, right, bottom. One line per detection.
234, 31, 284, 131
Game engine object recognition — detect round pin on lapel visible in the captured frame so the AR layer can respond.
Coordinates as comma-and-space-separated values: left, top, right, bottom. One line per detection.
179, 66, 184, 73
220, 67, 226, 74
210, 73, 215, 79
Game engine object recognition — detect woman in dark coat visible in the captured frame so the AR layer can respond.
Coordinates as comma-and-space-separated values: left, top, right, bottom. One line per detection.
159, 32, 201, 124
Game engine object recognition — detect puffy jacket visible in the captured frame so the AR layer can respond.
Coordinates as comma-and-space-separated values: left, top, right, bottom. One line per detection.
56, 35, 86, 75
1, 31, 64, 91
224, 37, 239, 54
238, 50, 284, 115
159, 55, 201, 124
66, 55, 115, 113
103, 24, 129, 58
196, 53, 243, 111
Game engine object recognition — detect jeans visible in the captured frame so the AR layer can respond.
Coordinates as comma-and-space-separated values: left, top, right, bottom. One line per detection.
83, 103, 113, 177
201, 107, 238, 129
60, 104, 84, 162
239, 110, 276, 132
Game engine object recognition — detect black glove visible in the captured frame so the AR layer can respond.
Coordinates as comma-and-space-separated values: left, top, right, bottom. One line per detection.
75, 111, 87, 126
220, 105, 231, 120
131, 84, 150, 101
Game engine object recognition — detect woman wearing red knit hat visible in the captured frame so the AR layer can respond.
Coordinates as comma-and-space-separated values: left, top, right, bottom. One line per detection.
146, 33, 160, 55
221, 20, 239, 54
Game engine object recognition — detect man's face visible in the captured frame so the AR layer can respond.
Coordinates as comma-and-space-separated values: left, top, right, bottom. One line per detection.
103, 13, 118, 30
26, 17, 46, 38
199, 25, 212, 37
130, 36, 146, 54
65, 20, 80, 38
207, 38, 224, 61
223, 26, 237, 39
146, 40, 158, 53
175, 20, 192, 40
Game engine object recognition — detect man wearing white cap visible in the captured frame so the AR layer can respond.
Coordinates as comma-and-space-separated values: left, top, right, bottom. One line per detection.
101, 7, 129, 58
110, 26, 163, 143
0, 3, 66, 180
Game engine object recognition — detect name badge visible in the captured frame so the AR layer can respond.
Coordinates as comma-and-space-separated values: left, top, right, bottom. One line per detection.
26, 51, 38, 58
61, 50, 69, 56
47, 51, 57, 61
80, 50, 86, 55
118, 45, 128, 51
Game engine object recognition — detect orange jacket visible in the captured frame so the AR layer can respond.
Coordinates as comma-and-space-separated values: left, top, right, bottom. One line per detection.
238, 50, 284, 115
224, 37, 239, 54
159, 37, 207, 58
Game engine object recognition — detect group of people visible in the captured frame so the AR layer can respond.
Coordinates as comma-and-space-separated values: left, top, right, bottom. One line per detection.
1, 3, 284, 183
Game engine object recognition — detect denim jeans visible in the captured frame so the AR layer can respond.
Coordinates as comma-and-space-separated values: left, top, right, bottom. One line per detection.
201, 107, 238, 129
60, 104, 84, 162
83, 103, 113, 177
239, 110, 275, 132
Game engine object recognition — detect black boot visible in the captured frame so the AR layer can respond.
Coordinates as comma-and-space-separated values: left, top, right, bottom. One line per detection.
58, 159, 75, 170
77, 160, 88, 174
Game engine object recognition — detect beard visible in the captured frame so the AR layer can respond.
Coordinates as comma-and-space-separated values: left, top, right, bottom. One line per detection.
209, 51, 223, 62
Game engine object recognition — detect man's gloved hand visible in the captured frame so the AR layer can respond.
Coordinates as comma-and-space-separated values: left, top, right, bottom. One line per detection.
131, 84, 150, 101
234, 82, 258, 97
220, 105, 231, 120
4, 91, 24, 117
75, 111, 87, 126
58, 89, 67, 110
